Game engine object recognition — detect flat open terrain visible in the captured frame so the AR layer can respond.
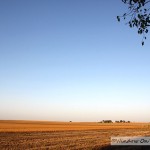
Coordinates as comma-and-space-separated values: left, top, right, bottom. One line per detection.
0, 120, 150, 149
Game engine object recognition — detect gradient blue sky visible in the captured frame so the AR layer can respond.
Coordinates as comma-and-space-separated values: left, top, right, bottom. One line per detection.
0, 0, 150, 122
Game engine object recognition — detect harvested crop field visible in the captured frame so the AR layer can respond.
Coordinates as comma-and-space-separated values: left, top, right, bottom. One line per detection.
0, 120, 150, 150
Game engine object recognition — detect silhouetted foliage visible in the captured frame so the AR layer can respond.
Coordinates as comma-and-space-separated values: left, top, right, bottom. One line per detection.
117, 0, 150, 45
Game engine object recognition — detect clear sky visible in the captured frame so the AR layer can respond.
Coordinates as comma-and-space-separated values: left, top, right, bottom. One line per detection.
0, 0, 150, 122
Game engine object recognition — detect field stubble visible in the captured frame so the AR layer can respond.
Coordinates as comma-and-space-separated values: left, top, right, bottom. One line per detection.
0, 120, 150, 150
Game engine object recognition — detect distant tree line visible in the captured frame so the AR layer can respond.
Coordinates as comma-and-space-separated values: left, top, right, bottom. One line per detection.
98, 120, 131, 123
115, 120, 130, 123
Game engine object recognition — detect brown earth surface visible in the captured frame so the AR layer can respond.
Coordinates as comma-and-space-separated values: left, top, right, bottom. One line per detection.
0, 120, 150, 150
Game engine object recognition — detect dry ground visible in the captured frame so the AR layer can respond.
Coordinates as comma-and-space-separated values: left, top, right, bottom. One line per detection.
0, 120, 150, 150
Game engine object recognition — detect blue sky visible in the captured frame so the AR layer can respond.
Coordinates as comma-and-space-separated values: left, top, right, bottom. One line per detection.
0, 0, 150, 122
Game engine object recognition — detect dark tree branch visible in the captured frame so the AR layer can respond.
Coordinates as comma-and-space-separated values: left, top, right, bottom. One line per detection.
117, 0, 150, 45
